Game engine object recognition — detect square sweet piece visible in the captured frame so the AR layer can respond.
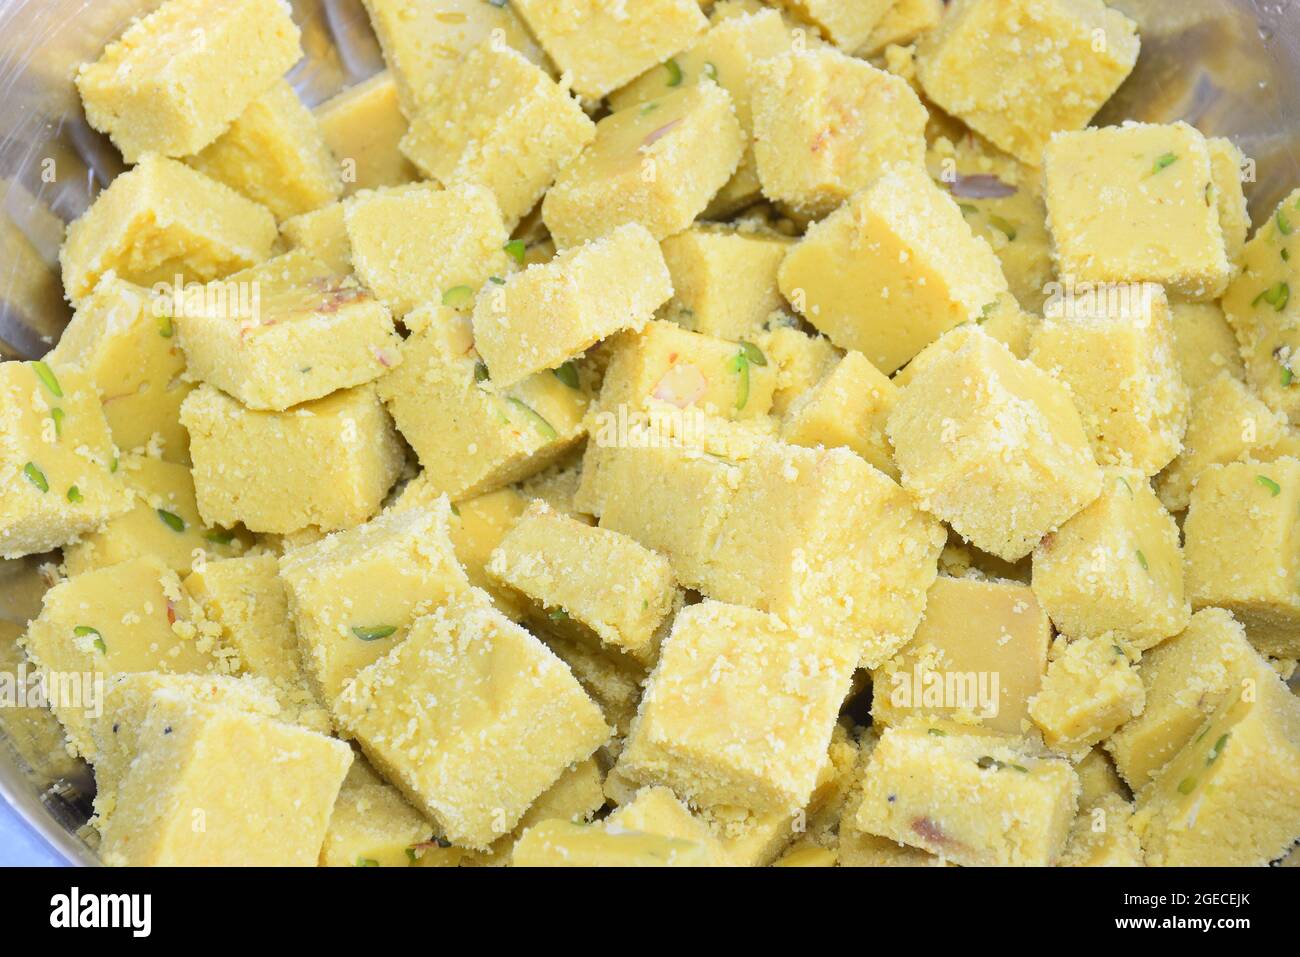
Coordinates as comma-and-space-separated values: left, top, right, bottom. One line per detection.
856, 0, 943, 56
544, 632, 646, 741
1183, 457, 1300, 658
1208, 136, 1251, 267
619, 600, 855, 813
1, 361, 131, 559
468, 757, 608, 865
344, 183, 511, 319
401, 42, 595, 226
46, 274, 193, 463
751, 48, 926, 218
1059, 792, 1144, 867
1043, 122, 1232, 300
335, 593, 609, 849
771, 0, 890, 51
887, 329, 1103, 561
280, 203, 352, 275
703, 442, 946, 667
472, 224, 672, 388
1131, 670, 1300, 866
21, 556, 222, 757
486, 501, 679, 666
871, 576, 1051, 736
597, 320, 777, 422
854, 724, 1080, 866
511, 0, 707, 99
74, 0, 302, 163
781, 350, 899, 479
315, 71, 419, 196
510, 819, 713, 867
378, 316, 590, 499
1169, 301, 1246, 391
754, 324, 841, 417
63, 452, 248, 576
1028, 636, 1145, 755
280, 501, 469, 704
779, 165, 1009, 374
541, 85, 744, 249
1106, 608, 1267, 789
320, 761, 434, 867
915, 0, 1139, 166
361, 0, 548, 115
1221, 187, 1300, 426
60, 155, 278, 303
1032, 468, 1190, 650
175, 250, 401, 411
606, 786, 728, 863
657, 226, 792, 341
181, 382, 404, 534
98, 692, 352, 866
1030, 283, 1189, 474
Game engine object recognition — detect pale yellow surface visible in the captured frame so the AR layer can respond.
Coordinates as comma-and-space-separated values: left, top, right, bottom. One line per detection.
315, 71, 419, 196
1029, 635, 1145, 756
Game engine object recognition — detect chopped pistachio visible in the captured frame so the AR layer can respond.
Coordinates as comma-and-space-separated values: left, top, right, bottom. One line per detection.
1278, 208, 1294, 237
352, 625, 397, 641
206, 527, 235, 545
553, 360, 581, 389
158, 314, 175, 338
1256, 474, 1281, 496
405, 847, 418, 864
1176, 776, 1197, 795
157, 509, 186, 533
32, 361, 62, 398
665, 58, 683, 87
986, 214, 1017, 241
355, 857, 379, 867
474, 361, 490, 383
1252, 281, 1290, 311
702, 62, 718, 81
738, 340, 767, 366
23, 462, 48, 493
442, 285, 474, 307
1136, 549, 1149, 571
1152, 152, 1177, 174
50, 407, 65, 437
506, 397, 558, 440
66, 485, 83, 503
548, 607, 569, 621
927, 728, 946, 737
1206, 732, 1230, 766
503, 239, 526, 264
728, 350, 750, 411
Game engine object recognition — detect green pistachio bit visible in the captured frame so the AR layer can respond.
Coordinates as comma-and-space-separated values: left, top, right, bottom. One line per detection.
442, 285, 474, 307
976, 755, 1000, 770
729, 351, 750, 410
1279, 208, 1294, 236
507, 397, 558, 440
488, 276, 505, 286
474, 361, 490, 383
66, 485, 83, 503
958, 203, 977, 216
1113, 644, 1125, 656
979, 301, 997, 321
503, 239, 526, 264
1257, 474, 1282, 496
1152, 152, 1177, 174
352, 625, 397, 641
157, 509, 186, 532
355, 857, 379, 867
94, 638, 107, 654
927, 728, 946, 737
449, 501, 460, 517
206, 528, 235, 545
1010, 764, 1029, 773
738, 340, 767, 366
1177, 776, 1197, 795
665, 58, 683, 87
548, 607, 570, 621
405, 847, 418, 863
73, 625, 100, 638
23, 462, 48, 493
1283, 365, 1294, 387
32, 360, 62, 397
1253, 281, 1290, 311
110, 456, 119, 473
986, 214, 1017, 241
50, 407, 65, 437
158, 314, 175, 338
1117, 476, 1133, 495
1284, 248, 1291, 262
702, 61, 718, 81
553, 360, 581, 389
1206, 733, 1230, 766
640, 102, 660, 116
1136, 549, 1149, 571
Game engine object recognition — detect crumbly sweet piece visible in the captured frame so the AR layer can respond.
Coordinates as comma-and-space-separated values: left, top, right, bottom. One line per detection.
871, 576, 1051, 736
60, 155, 277, 303
915, 0, 1139, 166
315, 71, 419, 196
510, 819, 713, 867
280, 502, 468, 704
75, 0, 302, 162
175, 251, 401, 411
181, 383, 404, 534
856, 0, 943, 56
1169, 301, 1246, 390
753, 324, 841, 416
46, 274, 193, 463
320, 761, 434, 867
280, 204, 352, 275
887, 328, 1102, 561
781, 350, 899, 479
188, 80, 342, 222
1043, 122, 1231, 300
1031, 468, 1189, 650
0, 361, 132, 559
1208, 136, 1251, 267
401, 42, 595, 226
542, 85, 744, 249
772, 0, 890, 51
1183, 457, 1300, 658
1028, 636, 1145, 756
472, 224, 672, 388
511, 0, 708, 99
657, 226, 792, 341
344, 183, 510, 319
751, 48, 926, 218
543, 632, 645, 741
1059, 792, 1144, 867
607, 786, 728, 865
779, 165, 1008, 374
334, 593, 608, 850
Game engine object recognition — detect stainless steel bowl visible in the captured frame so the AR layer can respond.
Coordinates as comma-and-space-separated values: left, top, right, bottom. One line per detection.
0, 0, 1298, 865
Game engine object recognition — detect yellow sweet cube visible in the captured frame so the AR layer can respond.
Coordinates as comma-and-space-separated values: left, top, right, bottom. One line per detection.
779, 165, 1008, 374
781, 349, 899, 479
916, 0, 1139, 166
541, 85, 744, 249
467, 758, 608, 866
772, 0, 890, 51
60, 155, 277, 303
1, 361, 131, 559
854, 724, 1080, 866
1043, 122, 1232, 300
1059, 792, 1143, 867
1208, 136, 1251, 267
543, 632, 645, 740
320, 761, 434, 867
620, 600, 856, 813
472, 224, 672, 388
512, 0, 707, 99
187, 80, 341, 222
175, 251, 401, 411
871, 576, 1051, 736
1183, 457, 1300, 658
335, 592, 608, 849
1031, 468, 1189, 650
856, 0, 943, 56
315, 71, 419, 196
98, 691, 352, 866
74, 0, 302, 162
887, 329, 1102, 561
486, 501, 678, 667
657, 225, 792, 341
181, 383, 404, 534
751, 48, 926, 218
511, 819, 712, 867
280, 501, 469, 704
1028, 636, 1145, 755
607, 786, 729, 863
344, 183, 510, 319
280, 203, 352, 275
401, 42, 595, 227
753, 324, 841, 416
1169, 301, 1246, 391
